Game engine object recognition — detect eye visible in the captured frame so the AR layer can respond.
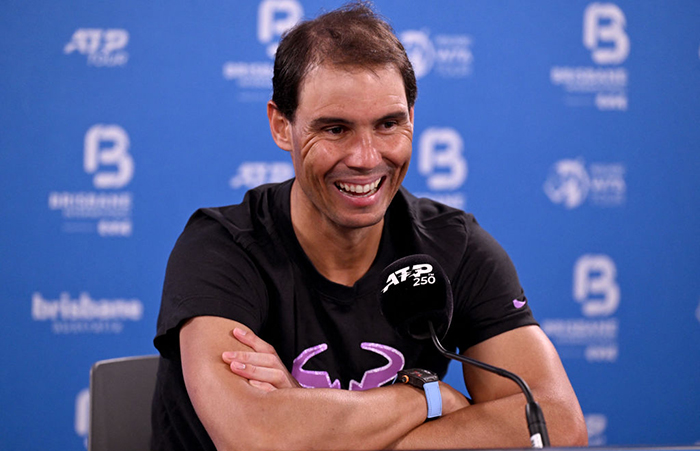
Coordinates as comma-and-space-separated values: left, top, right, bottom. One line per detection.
325, 125, 345, 135
380, 120, 398, 130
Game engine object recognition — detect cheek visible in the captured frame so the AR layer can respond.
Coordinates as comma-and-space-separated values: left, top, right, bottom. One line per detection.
382, 134, 413, 166
297, 143, 334, 180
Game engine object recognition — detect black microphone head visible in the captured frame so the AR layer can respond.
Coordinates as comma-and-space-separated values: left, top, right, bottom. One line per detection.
379, 254, 453, 340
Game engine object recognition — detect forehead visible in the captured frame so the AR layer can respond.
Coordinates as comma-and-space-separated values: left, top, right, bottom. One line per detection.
296, 64, 408, 119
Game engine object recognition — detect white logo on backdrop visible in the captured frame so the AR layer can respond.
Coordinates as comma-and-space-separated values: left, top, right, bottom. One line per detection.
258, 0, 303, 59
400, 30, 473, 80
84, 125, 134, 189
583, 3, 630, 65
695, 298, 700, 324
413, 127, 468, 209
230, 161, 294, 190
541, 254, 621, 362
48, 125, 134, 236
400, 31, 435, 79
75, 388, 89, 447
544, 158, 626, 209
550, 2, 629, 111
574, 254, 620, 317
64, 29, 129, 67
543, 159, 590, 209
31, 292, 144, 334
223, 0, 303, 97
585, 413, 608, 446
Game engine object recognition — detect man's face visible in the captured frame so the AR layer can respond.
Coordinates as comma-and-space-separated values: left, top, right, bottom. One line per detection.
284, 64, 413, 231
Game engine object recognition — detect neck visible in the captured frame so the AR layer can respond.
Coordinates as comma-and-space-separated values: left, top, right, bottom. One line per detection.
290, 185, 384, 287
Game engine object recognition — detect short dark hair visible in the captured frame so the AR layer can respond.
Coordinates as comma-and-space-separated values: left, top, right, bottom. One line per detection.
272, 1, 417, 121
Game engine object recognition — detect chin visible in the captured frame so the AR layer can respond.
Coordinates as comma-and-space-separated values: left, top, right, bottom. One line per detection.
334, 211, 386, 230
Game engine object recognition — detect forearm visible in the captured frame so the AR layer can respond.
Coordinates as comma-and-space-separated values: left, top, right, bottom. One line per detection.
389, 388, 587, 449
182, 317, 428, 450
202, 377, 427, 451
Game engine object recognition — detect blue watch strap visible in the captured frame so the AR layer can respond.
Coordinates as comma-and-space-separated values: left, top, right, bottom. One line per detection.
423, 380, 442, 419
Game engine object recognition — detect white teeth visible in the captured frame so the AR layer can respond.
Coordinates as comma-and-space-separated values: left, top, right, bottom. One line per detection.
337, 179, 381, 195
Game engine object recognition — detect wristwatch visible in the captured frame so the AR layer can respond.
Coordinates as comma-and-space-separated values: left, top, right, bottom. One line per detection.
394, 368, 442, 419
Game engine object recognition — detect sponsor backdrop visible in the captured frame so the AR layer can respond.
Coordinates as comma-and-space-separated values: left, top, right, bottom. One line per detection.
1, 0, 698, 448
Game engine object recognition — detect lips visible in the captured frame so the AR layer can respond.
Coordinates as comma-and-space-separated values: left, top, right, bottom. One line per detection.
335, 178, 382, 197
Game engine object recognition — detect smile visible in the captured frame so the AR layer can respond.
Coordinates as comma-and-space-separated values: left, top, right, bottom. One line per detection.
335, 178, 382, 197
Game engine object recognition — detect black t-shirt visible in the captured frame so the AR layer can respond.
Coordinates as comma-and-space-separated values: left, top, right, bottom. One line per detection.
151, 179, 537, 450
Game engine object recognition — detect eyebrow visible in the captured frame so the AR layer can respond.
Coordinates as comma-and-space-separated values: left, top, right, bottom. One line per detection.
309, 110, 410, 129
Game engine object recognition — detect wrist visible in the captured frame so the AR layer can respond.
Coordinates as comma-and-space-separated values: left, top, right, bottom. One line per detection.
394, 369, 442, 420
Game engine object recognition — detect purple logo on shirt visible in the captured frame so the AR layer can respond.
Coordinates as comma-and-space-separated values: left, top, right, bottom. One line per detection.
292, 342, 405, 391
513, 299, 527, 309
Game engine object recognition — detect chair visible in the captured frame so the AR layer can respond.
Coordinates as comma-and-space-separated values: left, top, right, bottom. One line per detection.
89, 355, 160, 451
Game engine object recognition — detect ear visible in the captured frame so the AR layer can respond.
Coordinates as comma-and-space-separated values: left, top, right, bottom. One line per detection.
267, 101, 293, 152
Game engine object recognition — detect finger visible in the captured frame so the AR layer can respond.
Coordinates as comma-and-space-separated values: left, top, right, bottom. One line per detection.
228, 361, 296, 389
232, 328, 277, 355
222, 351, 284, 370
249, 379, 277, 392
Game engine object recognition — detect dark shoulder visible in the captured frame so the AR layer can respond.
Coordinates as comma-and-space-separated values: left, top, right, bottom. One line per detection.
390, 188, 483, 275
394, 187, 477, 235
182, 181, 291, 248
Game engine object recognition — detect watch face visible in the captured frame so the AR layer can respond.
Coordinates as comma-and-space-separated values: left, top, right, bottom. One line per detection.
398, 368, 439, 386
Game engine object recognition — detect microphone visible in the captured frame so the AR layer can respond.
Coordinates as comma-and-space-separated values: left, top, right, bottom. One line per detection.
379, 254, 550, 448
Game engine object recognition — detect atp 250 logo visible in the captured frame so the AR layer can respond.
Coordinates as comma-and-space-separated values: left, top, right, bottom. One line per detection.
382, 263, 436, 293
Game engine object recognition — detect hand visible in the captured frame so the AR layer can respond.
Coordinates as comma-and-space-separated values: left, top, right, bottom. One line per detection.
222, 328, 301, 392
439, 381, 471, 416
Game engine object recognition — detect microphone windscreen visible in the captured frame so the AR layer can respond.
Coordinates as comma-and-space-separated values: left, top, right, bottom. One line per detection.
378, 254, 453, 340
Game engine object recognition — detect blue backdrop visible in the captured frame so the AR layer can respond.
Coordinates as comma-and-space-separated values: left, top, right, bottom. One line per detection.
1, 1, 699, 448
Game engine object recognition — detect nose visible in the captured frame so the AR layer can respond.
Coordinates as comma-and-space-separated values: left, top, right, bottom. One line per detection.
345, 130, 382, 170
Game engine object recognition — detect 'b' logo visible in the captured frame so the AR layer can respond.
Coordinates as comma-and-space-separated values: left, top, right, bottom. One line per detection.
418, 128, 468, 191
573, 254, 620, 317
84, 125, 134, 189
583, 3, 630, 65
258, 0, 303, 59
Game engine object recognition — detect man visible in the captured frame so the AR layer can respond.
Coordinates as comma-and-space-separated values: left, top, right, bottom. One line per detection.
152, 3, 587, 450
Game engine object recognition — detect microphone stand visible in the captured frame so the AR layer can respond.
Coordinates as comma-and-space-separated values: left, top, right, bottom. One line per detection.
428, 322, 551, 448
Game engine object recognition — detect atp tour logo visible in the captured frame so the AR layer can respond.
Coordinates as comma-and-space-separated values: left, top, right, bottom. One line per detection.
541, 254, 621, 362
64, 29, 129, 67
399, 29, 473, 80
48, 124, 134, 237
382, 263, 436, 293
223, 0, 303, 98
543, 158, 626, 209
229, 161, 294, 190
550, 3, 630, 111
412, 127, 468, 209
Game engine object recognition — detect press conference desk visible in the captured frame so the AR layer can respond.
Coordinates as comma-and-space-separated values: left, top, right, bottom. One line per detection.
420, 447, 700, 451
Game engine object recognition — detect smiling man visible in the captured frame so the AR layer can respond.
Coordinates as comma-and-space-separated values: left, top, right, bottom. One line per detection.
151, 3, 587, 450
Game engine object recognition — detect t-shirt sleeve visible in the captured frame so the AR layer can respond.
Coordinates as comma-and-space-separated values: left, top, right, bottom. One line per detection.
153, 211, 268, 359
448, 216, 538, 351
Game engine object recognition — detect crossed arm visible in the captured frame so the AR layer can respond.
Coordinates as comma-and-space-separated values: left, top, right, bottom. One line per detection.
180, 316, 587, 450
